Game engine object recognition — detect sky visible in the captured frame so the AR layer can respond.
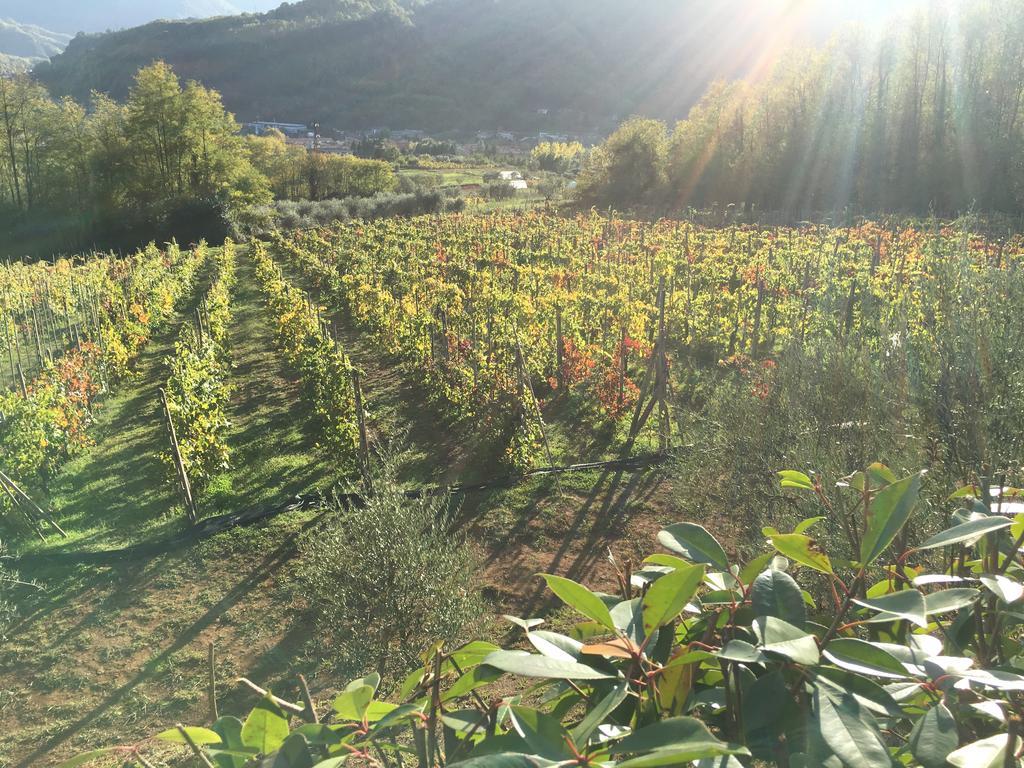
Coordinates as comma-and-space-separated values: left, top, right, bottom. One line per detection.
0, 1, 281, 35
0, 0, 934, 40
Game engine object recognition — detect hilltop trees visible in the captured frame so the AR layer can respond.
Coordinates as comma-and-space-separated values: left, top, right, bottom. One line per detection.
576, 118, 668, 209
245, 128, 396, 202
579, 0, 1024, 218
0, 62, 270, 256
530, 140, 585, 173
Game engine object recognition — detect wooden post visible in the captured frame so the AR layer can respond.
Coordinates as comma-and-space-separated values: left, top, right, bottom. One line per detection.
750, 272, 764, 357
351, 369, 372, 493
628, 277, 671, 451
618, 325, 627, 406
555, 306, 564, 387
0, 473, 45, 542
208, 641, 218, 723
0, 468, 67, 537
160, 388, 198, 523
194, 307, 205, 350
514, 332, 555, 468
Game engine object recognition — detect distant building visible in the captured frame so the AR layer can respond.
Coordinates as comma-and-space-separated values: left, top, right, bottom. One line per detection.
477, 130, 516, 142
498, 170, 523, 181
244, 121, 309, 137
391, 129, 426, 141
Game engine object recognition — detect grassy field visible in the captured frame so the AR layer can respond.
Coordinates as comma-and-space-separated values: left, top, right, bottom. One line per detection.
0, 247, 682, 767
397, 166, 495, 188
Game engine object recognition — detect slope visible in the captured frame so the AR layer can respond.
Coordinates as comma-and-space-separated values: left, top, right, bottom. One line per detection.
34, 0, 903, 134
0, 19, 70, 72
0, 1, 280, 35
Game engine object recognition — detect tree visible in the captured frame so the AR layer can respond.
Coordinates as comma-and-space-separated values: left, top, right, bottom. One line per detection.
576, 117, 668, 209
531, 141, 585, 173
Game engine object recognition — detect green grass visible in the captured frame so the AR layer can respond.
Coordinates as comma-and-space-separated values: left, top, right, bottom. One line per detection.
397, 166, 495, 188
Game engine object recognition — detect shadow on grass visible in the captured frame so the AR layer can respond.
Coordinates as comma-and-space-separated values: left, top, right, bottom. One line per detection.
11, 520, 315, 768
22, 253, 348, 556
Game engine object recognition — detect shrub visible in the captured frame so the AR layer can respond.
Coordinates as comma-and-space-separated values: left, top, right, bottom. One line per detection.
297, 449, 483, 680
65, 461, 1024, 768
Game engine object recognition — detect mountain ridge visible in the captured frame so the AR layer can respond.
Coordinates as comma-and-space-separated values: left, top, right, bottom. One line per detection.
1, 1, 281, 35
33, 0, 918, 134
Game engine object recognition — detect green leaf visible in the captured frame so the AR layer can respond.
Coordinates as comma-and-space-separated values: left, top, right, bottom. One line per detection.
779, 470, 814, 490
571, 681, 629, 745
610, 598, 648, 643
372, 702, 424, 731
212, 716, 248, 768
270, 733, 314, 768
853, 589, 928, 628
241, 695, 290, 755
948, 484, 981, 500
947, 734, 1019, 768
290, 724, 341, 747
482, 650, 614, 680
822, 638, 907, 679
742, 670, 791, 759
866, 463, 898, 486
813, 686, 890, 768
657, 523, 730, 571
860, 472, 922, 565
311, 758, 349, 768
332, 684, 374, 721
908, 702, 958, 768
54, 749, 119, 768
509, 706, 574, 760
695, 759, 746, 768
947, 668, 1024, 691
450, 756, 558, 768
981, 574, 1024, 604
443, 709, 488, 736
717, 640, 766, 664
641, 563, 705, 636
916, 516, 1013, 551
504, 615, 545, 632
795, 516, 825, 534
753, 616, 820, 665
644, 553, 693, 569
610, 717, 750, 763
814, 668, 903, 717
769, 534, 833, 574
442, 664, 504, 703
737, 551, 776, 586
449, 641, 503, 668
539, 574, 615, 629
156, 726, 224, 745
751, 567, 806, 626
527, 630, 583, 661
924, 587, 980, 615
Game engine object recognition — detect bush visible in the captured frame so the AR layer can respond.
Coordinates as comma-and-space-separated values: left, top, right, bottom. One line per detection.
72, 461, 1024, 768
483, 180, 517, 200
297, 449, 483, 680
245, 192, 465, 236
673, 342, 922, 562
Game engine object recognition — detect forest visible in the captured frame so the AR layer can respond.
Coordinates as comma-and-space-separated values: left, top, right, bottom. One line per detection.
32, 0, 863, 134
5, 2, 1024, 768
577, 0, 1024, 217
0, 62, 395, 259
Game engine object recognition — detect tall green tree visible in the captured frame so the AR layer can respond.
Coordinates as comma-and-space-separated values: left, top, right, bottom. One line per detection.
577, 117, 668, 209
